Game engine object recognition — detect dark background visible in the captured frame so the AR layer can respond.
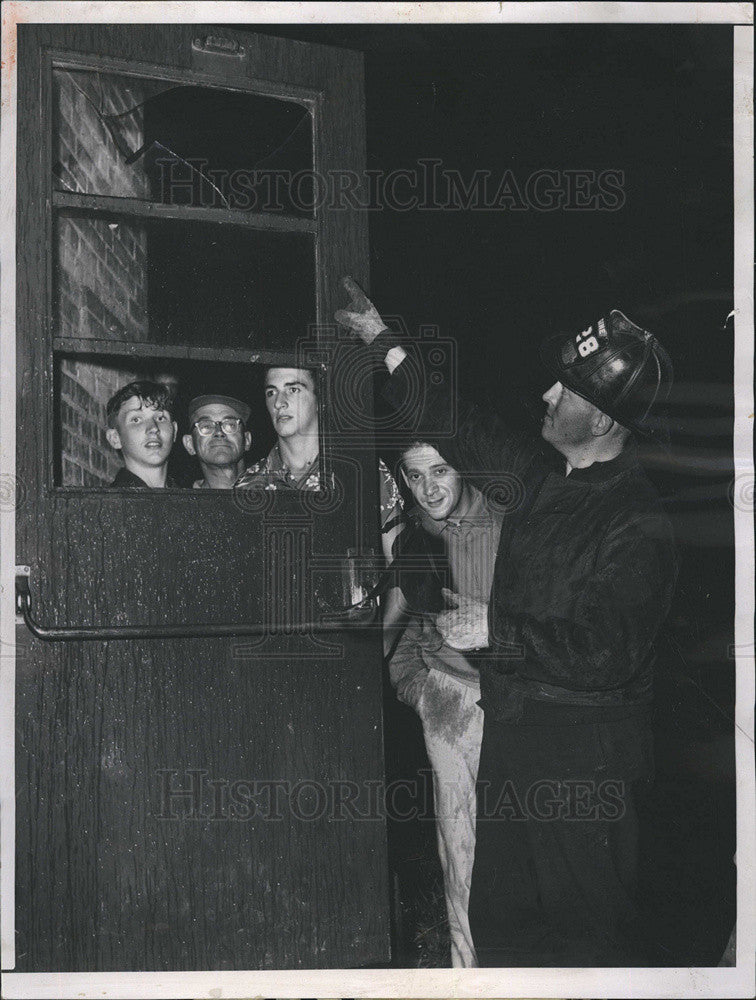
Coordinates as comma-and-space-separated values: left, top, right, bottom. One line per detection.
243, 22, 737, 966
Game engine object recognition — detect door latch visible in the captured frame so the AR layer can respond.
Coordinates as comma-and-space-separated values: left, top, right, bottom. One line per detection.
15, 566, 30, 625
191, 36, 248, 77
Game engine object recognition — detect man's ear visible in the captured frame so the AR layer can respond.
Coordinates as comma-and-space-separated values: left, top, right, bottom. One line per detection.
105, 427, 121, 450
243, 431, 252, 452
592, 410, 615, 438
182, 433, 196, 456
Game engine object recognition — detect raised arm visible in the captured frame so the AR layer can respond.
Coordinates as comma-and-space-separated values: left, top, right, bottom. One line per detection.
335, 276, 538, 482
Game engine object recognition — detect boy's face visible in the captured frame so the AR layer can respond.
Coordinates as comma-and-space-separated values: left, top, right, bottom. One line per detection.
401, 443, 464, 521
264, 368, 319, 441
106, 396, 177, 469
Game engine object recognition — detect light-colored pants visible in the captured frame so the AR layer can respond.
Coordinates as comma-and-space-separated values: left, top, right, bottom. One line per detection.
416, 668, 484, 968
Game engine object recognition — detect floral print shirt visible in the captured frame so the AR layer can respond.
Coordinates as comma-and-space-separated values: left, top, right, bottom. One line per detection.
234, 444, 403, 530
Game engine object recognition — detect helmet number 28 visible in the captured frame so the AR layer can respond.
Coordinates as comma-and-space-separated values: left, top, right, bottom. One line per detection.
576, 328, 600, 357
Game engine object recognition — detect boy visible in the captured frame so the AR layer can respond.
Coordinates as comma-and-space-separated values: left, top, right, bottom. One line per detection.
105, 380, 178, 488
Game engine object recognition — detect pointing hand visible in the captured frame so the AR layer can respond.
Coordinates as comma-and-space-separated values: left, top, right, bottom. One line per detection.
334, 276, 388, 345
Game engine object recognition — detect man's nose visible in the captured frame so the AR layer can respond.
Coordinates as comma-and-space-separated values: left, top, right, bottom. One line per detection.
212, 422, 225, 436
423, 477, 439, 497
543, 382, 561, 406
274, 394, 286, 409
145, 416, 160, 433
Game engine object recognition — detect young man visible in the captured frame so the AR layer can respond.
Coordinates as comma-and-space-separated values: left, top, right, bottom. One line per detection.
336, 278, 678, 967
182, 394, 252, 489
235, 367, 320, 490
390, 440, 503, 968
105, 380, 178, 488
234, 366, 404, 561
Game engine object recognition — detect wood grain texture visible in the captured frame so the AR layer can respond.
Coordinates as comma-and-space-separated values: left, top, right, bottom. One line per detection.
16, 24, 389, 971
52, 191, 317, 233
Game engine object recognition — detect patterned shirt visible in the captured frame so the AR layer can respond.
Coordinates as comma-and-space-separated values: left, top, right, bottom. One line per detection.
234, 444, 403, 530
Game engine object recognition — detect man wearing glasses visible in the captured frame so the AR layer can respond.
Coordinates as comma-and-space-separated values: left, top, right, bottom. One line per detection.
183, 394, 252, 490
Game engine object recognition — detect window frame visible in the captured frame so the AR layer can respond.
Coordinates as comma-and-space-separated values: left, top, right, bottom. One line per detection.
43, 46, 330, 497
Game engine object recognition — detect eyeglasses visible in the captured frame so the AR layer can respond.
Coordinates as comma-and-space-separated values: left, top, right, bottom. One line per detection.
193, 417, 244, 436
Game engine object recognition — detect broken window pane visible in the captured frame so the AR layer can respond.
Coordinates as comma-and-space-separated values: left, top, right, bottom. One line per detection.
52, 67, 315, 216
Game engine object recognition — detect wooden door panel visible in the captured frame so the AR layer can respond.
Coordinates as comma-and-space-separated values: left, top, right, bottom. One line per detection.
17, 634, 386, 969
16, 23, 388, 971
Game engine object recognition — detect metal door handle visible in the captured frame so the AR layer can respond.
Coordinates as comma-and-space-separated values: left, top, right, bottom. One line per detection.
15, 573, 380, 642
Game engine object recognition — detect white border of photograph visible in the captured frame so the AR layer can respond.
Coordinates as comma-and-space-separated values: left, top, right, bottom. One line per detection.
1, 3, 753, 997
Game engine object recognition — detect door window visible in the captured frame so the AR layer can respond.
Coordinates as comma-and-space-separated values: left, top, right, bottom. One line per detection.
50, 61, 320, 489
52, 66, 314, 215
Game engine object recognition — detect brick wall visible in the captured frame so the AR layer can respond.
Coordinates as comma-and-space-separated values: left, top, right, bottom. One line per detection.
60, 359, 140, 486
56, 215, 149, 343
54, 68, 151, 200
54, 69, 151, 485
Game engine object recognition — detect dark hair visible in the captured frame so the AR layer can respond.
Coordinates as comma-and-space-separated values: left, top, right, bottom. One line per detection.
399, 439, 451, 468
263, 366, 318, 397
106, 380, 174, 428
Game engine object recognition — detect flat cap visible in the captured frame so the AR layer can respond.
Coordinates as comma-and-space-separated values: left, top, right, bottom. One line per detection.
187, 394, 251, 426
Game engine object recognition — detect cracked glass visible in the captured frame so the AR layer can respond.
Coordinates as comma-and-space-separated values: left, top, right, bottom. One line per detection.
52, 67, 315, 217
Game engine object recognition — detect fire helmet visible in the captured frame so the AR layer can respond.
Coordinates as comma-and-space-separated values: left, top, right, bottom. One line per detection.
538, 310, 673, 434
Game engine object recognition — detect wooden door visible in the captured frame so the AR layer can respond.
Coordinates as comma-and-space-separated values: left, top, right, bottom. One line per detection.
15, 23, 389, 971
